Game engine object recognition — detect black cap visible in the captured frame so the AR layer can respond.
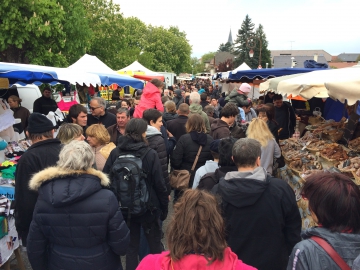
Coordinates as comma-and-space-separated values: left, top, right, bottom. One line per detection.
27, 113, 55, 133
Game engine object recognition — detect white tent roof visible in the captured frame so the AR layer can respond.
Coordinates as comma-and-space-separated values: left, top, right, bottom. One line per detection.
69, 54, 118, 75
231, 62, 252, 74
118, 61, 163, 76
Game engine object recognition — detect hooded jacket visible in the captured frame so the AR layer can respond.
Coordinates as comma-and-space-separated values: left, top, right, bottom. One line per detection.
172, 90, 184, 109
133, 82, 164, 118
192, 160, 218, 189
211, 119, 230, 139
170, 133, 213, 188
103, 136, 169, 219
189, 103, 211, 133
146, 125, 171, 195
213, 167, 301, 270
162, 112, 178, 123
225, 89, 249, 107
26, 167, 130, 270
287, 227, 360, 270
136, 247, 256, 270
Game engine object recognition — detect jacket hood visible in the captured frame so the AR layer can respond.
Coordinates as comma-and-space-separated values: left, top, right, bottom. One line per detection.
219, 167, 269, 208
211, 119, 228, 132
146, 125, 162, 138
174, 89, 182, 97
117, 135, 148, 152
143, 82, 161, 97
203, 160, 218, 171
156, 247, 243, 270
29, 167, 110, 207
189, 103, 203, 113
301, 227, 360, 260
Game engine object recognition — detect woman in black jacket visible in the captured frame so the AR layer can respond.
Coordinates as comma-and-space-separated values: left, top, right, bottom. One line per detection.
143, 109, 171, 195
170, 114, 214, 189
103, 118, 169, 270
27, 141, 129, 270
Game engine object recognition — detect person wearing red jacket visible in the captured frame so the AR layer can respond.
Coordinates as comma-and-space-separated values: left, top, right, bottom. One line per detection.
137, 189, 256, 270
133, 79, 164, 118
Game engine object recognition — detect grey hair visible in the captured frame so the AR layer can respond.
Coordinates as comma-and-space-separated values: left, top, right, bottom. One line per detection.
203, 105, 215, 116
189, 92, 200, 104
57, 141, 95, 171
92, 97, 106, 108
232, 138, 261, 168
117, 107, 130, 117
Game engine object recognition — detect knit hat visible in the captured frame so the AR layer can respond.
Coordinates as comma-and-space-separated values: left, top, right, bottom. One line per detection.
210, 139, 220, 153
238, 83, 251, 94
27, 113, 55, 133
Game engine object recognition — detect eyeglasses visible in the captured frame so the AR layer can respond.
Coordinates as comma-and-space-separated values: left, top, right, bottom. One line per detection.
90, 106, 101, 111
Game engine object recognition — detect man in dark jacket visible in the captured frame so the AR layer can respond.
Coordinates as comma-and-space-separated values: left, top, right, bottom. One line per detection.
87, 97, 116, 128
199, 93, 209, 109
15, 113, 62, 246
273, 94, 296, 140
33, 87, 59, 115
198, 138, 237, 191
107, 108, 129, 145
212, 138, 301, 270
211, 103, 242, 139
167, 103, 189, 141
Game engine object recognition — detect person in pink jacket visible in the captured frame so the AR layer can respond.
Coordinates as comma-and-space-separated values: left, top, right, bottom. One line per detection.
136, 189, 256, 270
133, 79, 164, 118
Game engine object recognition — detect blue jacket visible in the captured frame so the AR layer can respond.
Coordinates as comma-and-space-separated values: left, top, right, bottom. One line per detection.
27, 167, 129, 270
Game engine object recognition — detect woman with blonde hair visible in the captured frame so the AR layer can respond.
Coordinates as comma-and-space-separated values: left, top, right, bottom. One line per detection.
86, 124, 115, 171
56, 123, 85, 144
247, 118, 281, 175
137, 189, 256, 270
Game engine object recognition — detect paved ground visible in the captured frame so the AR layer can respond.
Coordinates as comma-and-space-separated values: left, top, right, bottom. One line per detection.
3, 193, 175, 270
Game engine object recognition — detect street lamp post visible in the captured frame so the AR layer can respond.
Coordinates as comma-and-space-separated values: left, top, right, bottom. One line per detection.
247, 33, 262, 69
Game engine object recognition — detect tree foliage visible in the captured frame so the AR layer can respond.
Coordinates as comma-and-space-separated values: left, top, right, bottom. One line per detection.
0, 0, 193, 74
218, 42, 233, 52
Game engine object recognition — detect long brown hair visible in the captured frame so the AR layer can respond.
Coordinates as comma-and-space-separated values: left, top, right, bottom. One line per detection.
167, 189, 227, 264
185, 113, 206, 133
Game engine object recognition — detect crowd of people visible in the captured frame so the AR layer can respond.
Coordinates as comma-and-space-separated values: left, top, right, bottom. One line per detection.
10, 78, 360, 270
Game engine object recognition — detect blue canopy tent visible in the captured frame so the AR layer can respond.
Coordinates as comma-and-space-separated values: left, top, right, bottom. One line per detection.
229, 68, 323, 81
0, 62, 144, 89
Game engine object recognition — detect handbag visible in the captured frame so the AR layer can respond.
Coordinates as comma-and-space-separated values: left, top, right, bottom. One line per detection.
311, 236, 351, 270
169, 146, 203, 190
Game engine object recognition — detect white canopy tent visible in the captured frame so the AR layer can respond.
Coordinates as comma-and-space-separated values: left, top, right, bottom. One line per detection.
69, 54, 118, 75
231, 62, 252, 74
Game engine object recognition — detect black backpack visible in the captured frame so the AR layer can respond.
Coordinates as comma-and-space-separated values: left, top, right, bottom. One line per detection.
109, 148, 152, 220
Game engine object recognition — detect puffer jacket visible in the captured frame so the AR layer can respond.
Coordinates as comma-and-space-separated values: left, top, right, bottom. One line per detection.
225, 89, 249, 107
27, 167, 130, 270
287, 227, 360, 270
133, 82, 164, 118
146, 125, 170, 195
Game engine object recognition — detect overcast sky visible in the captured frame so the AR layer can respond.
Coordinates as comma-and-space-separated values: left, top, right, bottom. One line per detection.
115, 0, 360, 58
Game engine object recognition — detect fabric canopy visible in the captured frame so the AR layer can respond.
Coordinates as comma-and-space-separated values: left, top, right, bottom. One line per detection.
229, 68, 319, 81
259, 74, 305, 93
69, 54, 144, 89
213, 62, 252, 80
276, 67, 360, 101
117, 61, 165, 81
231, 62, 252, 74
0, 62, 100, 86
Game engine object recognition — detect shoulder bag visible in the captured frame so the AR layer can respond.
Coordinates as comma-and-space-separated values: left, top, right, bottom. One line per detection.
169, 145, 202, 190
311, 236, 351, 270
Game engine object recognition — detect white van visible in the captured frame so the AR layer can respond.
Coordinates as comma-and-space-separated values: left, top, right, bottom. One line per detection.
13, 84, 42, 113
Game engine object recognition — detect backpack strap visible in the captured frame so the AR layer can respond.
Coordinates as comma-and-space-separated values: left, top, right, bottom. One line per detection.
311, 236, 351, 270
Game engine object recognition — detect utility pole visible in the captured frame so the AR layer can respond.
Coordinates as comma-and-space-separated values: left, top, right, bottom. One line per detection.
289, 41, 295, 51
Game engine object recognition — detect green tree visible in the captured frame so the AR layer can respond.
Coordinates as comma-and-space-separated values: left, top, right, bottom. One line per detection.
356, 55, 360, 62
84, 0, 126, 70
233, 14, 256, 68
190, 57, 203, 74
218, 42, 233, 52
0, 0, 92, 67
254, 24, 271, 69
